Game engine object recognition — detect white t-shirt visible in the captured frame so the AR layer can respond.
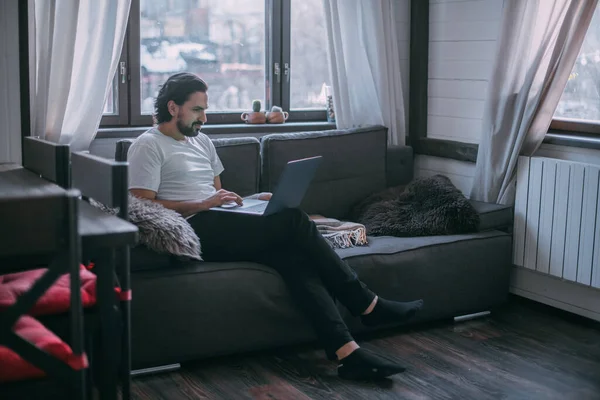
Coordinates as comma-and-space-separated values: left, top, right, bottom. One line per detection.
127, 127, 224, 202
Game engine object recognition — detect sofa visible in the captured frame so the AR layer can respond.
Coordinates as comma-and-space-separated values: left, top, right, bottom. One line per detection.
114, 125, 513, 369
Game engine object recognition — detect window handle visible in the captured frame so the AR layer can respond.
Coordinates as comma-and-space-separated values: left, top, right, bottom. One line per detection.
274, 62, 281, 83
120, 61, 127, 84
284, 63, 290, 83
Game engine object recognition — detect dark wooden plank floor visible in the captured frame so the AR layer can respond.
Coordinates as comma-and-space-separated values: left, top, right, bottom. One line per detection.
130, 296, 600, 400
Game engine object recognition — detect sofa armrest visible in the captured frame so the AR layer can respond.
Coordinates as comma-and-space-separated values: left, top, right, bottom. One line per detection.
386, 145, 413, 187
115, 139, 135, 162
470, 200, 513, 232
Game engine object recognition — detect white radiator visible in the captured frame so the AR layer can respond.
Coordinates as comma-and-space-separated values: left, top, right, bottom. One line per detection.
514, 156, 600, 289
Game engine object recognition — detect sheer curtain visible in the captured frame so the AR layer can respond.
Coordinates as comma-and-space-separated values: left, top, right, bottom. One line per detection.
323, 0, 406, 145
29, 0, 131, 151
470, 0, 598, 204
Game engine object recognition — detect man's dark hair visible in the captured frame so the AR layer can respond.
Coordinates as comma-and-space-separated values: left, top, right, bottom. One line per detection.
154, 73, 208, 124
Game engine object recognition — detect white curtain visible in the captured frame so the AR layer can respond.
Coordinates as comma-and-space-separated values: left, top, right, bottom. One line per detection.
29, 0, 131, 151
470, 0, 598, 205
323, 0, 406, 146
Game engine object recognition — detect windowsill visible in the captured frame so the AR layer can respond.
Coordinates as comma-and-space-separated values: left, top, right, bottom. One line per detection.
96, 121, 337, 139
409, 130, 600, 163
544, 131, 600, 151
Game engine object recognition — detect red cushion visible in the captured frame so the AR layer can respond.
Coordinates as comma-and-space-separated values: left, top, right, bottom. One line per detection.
0, 315, 85, 382
0, 265, 97, 316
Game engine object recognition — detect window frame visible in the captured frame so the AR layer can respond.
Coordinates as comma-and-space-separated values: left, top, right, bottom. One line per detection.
100, 0, 327, 128
100, 30, 131, 127
550, 119, 600, 135
550, 6, 600, 136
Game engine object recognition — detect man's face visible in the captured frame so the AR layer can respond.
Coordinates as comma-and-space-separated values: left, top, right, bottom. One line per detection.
175, 91, 209, 137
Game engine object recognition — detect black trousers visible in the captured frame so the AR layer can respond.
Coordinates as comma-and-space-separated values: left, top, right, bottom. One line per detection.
188, 208, 376, 359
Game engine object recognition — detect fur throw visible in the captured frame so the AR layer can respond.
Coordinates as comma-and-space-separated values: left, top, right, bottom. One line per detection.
90, 195, 202, 261
349, 175, 480, 237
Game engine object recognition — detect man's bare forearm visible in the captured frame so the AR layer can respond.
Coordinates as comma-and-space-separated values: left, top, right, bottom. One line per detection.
130, 188, 241, 217
151, 199, 212, 217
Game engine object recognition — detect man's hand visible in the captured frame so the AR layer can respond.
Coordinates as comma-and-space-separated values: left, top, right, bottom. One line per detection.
204, 189, 244, 208
130, 188, 244, 217
257, 192, 273, 201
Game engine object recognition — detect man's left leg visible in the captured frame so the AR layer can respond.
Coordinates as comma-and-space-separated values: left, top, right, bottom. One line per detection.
189, 208, 377, 316
257, 247, 356, 360
189, 208, 423, 326
258, 247, 407, 380
262, 208, 424, 325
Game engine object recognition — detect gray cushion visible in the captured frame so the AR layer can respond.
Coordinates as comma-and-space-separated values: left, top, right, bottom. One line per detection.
115, 137, 260, 197
130, 245, 176, 272
337, 230, 506, 259
386, 145, 413, 187
260, 126, 389, 219
130, 230, 511, 368
337, 231, 512, 333
131, 261, 314, 368
212, 137, 260, 197
469, 200, 513, 231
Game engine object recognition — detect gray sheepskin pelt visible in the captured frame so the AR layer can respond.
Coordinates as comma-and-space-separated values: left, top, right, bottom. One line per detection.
91, 195, 202, 261
349, 175, 480, 237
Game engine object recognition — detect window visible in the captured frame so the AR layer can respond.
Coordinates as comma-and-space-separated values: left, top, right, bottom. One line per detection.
103, 78, 118, 115
290, 0, 329, 110
101, 0, 330, 127
552, 6, 600, 134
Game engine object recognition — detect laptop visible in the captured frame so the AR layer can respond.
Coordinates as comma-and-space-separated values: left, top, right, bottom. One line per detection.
210, 155, 322, 216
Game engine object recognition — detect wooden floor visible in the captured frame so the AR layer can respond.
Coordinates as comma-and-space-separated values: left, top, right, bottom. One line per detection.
130, 296, 600, 400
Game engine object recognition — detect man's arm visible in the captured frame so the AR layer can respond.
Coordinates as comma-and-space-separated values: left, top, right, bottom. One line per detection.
130, 187, 243, 218
128, 141, 243, 216
214, 175, 272, 201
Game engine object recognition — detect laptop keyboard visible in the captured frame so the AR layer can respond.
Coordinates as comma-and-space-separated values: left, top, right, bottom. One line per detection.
243, 202, 268, 213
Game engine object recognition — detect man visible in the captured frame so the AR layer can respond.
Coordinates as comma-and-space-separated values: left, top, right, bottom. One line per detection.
127, 72, 423, 380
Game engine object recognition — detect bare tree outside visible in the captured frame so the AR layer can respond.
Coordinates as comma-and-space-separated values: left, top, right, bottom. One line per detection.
555, 5, 600, 122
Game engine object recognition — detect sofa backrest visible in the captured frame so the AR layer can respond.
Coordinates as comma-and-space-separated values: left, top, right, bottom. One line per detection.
115, 137, 260, 197
261, 126, 391, 219
212, 138, 261, 196
114, 126, 414, 218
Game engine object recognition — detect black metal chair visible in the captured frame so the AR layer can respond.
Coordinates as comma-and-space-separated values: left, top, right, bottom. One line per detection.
71, 151, 132, 400
22, 136, 71, 188
0, 188, 87, 399
0, 136, 88, 398
6, 138, 133, 399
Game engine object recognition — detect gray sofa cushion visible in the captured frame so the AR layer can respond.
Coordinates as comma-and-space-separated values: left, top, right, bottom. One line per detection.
469, 200, 513, 231
386, 145, 414, 187
115, 136, 260, 197
129, 230, 511, 368
131, 261, 314, 368
260, 126, 390, 219
211, 137, 260, 197
130, 245, 177, 271
337, 231, 511, 333
337, 230, 506, 259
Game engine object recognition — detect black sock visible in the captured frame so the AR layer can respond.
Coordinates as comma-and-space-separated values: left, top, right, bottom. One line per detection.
361, 297, 423, 327
337, 348, 406, 380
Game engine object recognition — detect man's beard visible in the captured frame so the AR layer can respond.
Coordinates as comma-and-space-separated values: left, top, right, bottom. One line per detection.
177, 118, 201, 137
